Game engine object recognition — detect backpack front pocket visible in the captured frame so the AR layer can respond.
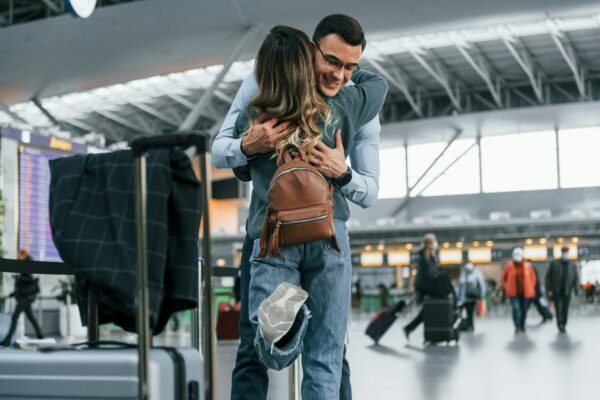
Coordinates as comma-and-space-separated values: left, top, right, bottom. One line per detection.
277, 207, 332, 247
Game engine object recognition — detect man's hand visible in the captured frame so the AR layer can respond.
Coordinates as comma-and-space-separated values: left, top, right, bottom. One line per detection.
240, 115, 292, 156
308, 129, 347, 179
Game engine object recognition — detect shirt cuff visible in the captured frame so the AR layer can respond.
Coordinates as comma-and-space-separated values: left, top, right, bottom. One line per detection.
238, 138, 257, 161
340, 171, 361, 193
231, 138, 252, 164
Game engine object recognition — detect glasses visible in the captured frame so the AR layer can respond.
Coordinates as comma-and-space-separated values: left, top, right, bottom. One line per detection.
314, 43, 360, 73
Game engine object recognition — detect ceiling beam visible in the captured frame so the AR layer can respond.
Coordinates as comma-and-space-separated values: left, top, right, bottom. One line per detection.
472, 93, 497, 110
180, 23, 264, 130
511, 87, 538, 107
166, 93, 223, 123
60, 117, 95, 132
0, 102, 28, 124
546, 20, 587, 100
392, 128, 463, 217
32, 97, 73, 132
167, 93, 195, 109
130, 102, 179, 126
413, 141, 478, 197
550, 83, 578, 102
214, 90, 234, 104
408, 47, 462, 111
497, 27, 544, 104
95, 110, 147, 133
453, 35, 503, 108
367, 58, 423, 117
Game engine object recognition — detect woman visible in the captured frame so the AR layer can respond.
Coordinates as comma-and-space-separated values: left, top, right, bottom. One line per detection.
457, 262, 486, 332
502, 247, 537, 334
233, 26, 387, 398
403, 233, 447, 339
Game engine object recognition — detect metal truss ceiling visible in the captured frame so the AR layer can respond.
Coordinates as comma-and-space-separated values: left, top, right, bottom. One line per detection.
372, 16, 600, 123
3, 13, 600, 145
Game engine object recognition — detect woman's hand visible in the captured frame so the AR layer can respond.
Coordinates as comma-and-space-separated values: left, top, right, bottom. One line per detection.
241, 115, 292, 156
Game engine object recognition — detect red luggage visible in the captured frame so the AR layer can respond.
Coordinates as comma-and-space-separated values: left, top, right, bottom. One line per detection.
216, 302, 241, 340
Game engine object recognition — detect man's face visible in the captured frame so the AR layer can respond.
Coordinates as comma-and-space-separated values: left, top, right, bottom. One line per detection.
313, 33, 362, 98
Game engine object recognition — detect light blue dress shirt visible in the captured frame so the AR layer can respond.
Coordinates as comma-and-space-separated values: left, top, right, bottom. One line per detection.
212, 72, 381, 208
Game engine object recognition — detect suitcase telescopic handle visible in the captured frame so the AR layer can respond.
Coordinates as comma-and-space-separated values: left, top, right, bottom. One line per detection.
129, 131, 210, 157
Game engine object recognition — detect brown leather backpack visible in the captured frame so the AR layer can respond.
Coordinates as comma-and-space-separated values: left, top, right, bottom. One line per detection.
258, 150, 340, 258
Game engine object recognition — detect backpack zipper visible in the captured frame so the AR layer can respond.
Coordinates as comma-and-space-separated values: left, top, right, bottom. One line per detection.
280, 214, 328, 225
268, 167, 328, 193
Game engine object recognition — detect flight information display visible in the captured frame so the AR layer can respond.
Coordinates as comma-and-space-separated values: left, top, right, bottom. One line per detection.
18, 146, 65, 262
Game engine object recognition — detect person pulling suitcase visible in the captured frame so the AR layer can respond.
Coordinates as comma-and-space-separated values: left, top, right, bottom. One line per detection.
403, 234, 451, 339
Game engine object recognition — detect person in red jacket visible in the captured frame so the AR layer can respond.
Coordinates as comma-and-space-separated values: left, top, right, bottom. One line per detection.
502, 247, 537, 334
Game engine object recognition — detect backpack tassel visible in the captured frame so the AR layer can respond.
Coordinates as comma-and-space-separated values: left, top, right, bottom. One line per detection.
258, 217, 271, 258
268, 221, 282, 257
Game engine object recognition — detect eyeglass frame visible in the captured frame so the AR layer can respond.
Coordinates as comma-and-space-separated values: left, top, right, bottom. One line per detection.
314, 42, 360, 74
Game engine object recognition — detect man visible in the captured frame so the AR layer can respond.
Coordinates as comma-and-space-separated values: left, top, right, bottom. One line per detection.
212, 14, 381, 400
502, 248, 537, 335
1, 249, 44, 346
546, 246, 580, 333
457, 262, 486, 332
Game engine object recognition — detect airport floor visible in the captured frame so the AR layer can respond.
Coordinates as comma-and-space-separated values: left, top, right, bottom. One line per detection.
213, 306, 600, 400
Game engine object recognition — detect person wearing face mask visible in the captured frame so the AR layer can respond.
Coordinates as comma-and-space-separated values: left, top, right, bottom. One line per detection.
403, 233, 455, 340
502, 247, 537, 334
545, 246, 580, 333
457, 262, 486, 332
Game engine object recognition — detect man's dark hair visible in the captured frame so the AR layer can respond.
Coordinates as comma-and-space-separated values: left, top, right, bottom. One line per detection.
313, 14, 366, 50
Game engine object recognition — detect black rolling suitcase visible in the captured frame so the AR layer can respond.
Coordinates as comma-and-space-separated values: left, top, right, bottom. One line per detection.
0, 132, 212, 400
365, 300, 406, 344
423, 296, 461, 345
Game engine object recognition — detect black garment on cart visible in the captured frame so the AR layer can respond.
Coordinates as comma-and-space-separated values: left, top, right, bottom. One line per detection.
49, 148, 201, 334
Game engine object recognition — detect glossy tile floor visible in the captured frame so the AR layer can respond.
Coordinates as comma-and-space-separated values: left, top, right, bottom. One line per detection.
215, 305, 600, 400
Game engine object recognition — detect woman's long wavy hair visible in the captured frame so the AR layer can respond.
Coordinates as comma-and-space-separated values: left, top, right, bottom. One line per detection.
244, 25, 331, 161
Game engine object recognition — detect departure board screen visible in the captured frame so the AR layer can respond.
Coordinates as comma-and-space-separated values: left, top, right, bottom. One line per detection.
18, 145, 66, 262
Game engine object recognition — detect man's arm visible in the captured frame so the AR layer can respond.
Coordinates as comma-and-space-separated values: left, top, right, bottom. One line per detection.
307, 117, 380, 208
211, 73, 259, 169
341, 117, 380, 208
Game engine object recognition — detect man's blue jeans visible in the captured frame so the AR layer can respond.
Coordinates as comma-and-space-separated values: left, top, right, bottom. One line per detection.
230, 232, 353, 400
509, 296, 531, 330
248, 219, 352, 400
